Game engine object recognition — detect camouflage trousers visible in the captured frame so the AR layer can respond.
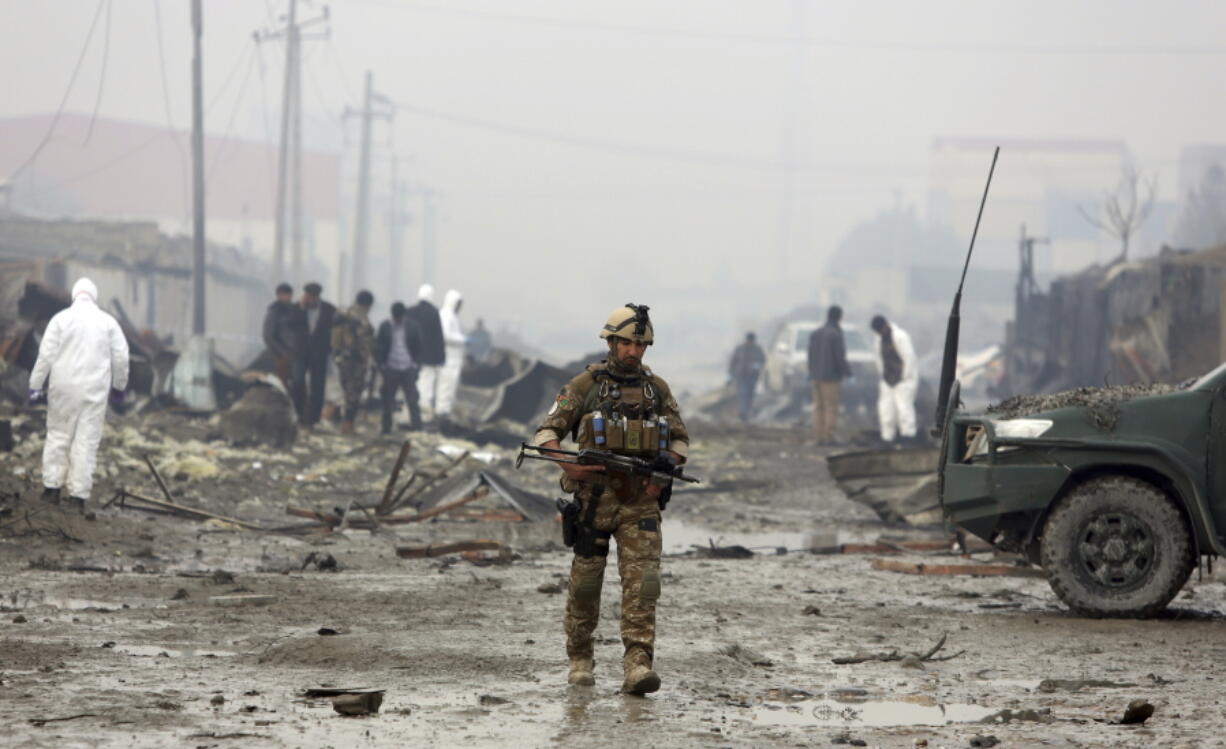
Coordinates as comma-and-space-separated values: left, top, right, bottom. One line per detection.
335, 358, 367, 421
564, 476, 663, 667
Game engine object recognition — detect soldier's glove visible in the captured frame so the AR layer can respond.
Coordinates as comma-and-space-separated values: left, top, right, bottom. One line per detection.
651, 452, 680, 478
109, 388, 126, 408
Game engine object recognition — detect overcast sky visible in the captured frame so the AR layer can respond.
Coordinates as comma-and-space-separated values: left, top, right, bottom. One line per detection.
3, 0, 1225, 380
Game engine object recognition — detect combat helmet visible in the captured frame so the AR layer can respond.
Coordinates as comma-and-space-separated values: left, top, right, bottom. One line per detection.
600, 303, 653, 344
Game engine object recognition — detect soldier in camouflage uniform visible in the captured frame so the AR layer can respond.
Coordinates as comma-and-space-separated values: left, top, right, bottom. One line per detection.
532, 304, 689, 695
330, 289, 375, 435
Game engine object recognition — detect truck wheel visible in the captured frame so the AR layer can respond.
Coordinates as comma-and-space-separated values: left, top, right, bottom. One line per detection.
1041, 476, 1194, 618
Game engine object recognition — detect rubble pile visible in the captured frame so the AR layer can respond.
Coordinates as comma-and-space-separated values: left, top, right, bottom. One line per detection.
988, 382, 1185, 431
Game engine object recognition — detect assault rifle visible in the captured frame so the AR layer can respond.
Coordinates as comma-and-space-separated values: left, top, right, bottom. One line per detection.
516, 443, 700, 486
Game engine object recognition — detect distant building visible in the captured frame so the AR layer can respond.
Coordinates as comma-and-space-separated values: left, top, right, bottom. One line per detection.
0, 113, 341, 288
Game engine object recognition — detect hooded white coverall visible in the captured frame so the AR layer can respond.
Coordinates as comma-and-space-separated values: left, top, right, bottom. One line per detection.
872, 323, 918, 441
435, 289, 465, 417
29, 278, 129, 500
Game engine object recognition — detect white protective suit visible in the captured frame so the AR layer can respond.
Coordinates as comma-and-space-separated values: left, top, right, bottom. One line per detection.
435, 289, 465, 417
416, 283, 441, 418
29, 278, 130, 499
872, 323, 918, 441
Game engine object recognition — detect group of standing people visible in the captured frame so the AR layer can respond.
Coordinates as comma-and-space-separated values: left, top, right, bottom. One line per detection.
261, 281, 468, 434
726, 305, 919, 445
806, 308, 918, 445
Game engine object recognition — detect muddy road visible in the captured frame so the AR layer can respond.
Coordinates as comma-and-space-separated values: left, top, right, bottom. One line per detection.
2, 417, 1225, 748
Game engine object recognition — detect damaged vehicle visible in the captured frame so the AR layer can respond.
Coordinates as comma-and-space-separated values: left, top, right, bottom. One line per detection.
938, 374, 1226, 618
933, 147, 1208, 619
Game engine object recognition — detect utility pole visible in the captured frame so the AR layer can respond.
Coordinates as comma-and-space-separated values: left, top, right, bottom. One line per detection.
257, 2, 328, 286
191, 0, 206, 335
386, 156, 410, 303
775, 0, 805, 284
344, 70, 393, 295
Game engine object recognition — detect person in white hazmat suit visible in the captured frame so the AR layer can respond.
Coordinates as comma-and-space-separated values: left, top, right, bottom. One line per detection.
435, 289, 465, 417
869, 314, 918, 442
408, 284, 445, 421
27, 278, 130, 511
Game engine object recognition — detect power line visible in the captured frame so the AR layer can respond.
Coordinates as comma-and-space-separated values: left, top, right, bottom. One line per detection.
354, 0, 1226, 56
207, 41, 260, 183
394, 101, 926, 176
9, 0, 107, 181
84, 0, 113, 145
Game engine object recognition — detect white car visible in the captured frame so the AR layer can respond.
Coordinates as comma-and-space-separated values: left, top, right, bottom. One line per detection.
764, 321, 876, 408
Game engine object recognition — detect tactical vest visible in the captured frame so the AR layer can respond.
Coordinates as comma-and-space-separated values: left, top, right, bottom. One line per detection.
573, 364, 669, 457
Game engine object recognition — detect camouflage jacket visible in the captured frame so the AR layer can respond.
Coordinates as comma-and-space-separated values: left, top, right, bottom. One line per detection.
330, 305, 374, 364
533, 359, 690, 460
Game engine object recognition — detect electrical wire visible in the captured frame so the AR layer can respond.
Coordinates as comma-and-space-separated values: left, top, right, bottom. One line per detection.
84, 0, 113, 145
8, 0, 108, 181
394, 101, 925, 176
207, 41, 260, 183
354, 0, 1226, 56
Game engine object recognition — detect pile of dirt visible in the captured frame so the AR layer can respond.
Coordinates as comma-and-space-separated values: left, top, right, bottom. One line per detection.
988, 382, 1183, 431
218, 383, 296, 447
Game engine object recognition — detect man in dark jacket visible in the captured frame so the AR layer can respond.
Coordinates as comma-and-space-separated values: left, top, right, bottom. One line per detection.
728, 332, 766, 422
807, 305, 852, 444
375, 301, 424, 433
262, 283, 305, 390
407, 283, 446, 419
294, 281, 337, 428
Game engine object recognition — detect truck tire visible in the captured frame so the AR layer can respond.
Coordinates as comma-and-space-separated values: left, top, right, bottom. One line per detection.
1041, 476, 1194, 618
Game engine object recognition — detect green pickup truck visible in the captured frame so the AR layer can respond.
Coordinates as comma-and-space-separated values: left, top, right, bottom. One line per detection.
939, 364, 1226, 618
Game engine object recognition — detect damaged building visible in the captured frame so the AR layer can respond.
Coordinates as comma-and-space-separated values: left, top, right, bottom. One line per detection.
1002, 242, 1226, 395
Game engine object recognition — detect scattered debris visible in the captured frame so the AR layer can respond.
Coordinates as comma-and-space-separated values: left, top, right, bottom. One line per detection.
209, 594, 276, 607
317, 627, 341, 636
170, 588, 189, 600
331, 691, 384, 716
802, 605, 821, 616
301, 552, 338, 571
1119, 699, 1154, 725
832, 632, 964, 666
990, 383, 1181, 432
968, 735, 999, 748
396, 540, 507, 559
694, 540, 754, 559
1038, 678, 1137, 693
870, 558, 1044, 578
536, 582, 562, 595
28, 713, 99, 727
717, 643, 773, 667
218, 377, 297, 447
479, 694, 510, 706
210, 694, 226, 706
11, 614, 26, 623
979, 708, 1054, 724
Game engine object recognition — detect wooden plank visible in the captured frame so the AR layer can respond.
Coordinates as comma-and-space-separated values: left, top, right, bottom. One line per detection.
377, 440, 413, 515
121, 490, 263, 530
396, 539, 505, 559
870, 557, 1044, 578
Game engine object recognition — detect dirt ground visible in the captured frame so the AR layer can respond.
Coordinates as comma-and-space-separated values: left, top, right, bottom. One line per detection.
3, 410, 1226, 748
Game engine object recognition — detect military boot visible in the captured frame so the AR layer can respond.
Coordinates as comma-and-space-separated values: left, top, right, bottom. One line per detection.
66, 497, 87, 514
567, 658, 595, 686
340, 420, 355, 435
40, 487, 61, 505
621, 648, 660, 695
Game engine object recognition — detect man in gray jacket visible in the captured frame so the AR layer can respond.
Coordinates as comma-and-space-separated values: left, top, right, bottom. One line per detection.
807, 306, 851, 444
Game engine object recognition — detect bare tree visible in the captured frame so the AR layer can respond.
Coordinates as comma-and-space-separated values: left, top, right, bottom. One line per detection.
1078, 164, 1157, 263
